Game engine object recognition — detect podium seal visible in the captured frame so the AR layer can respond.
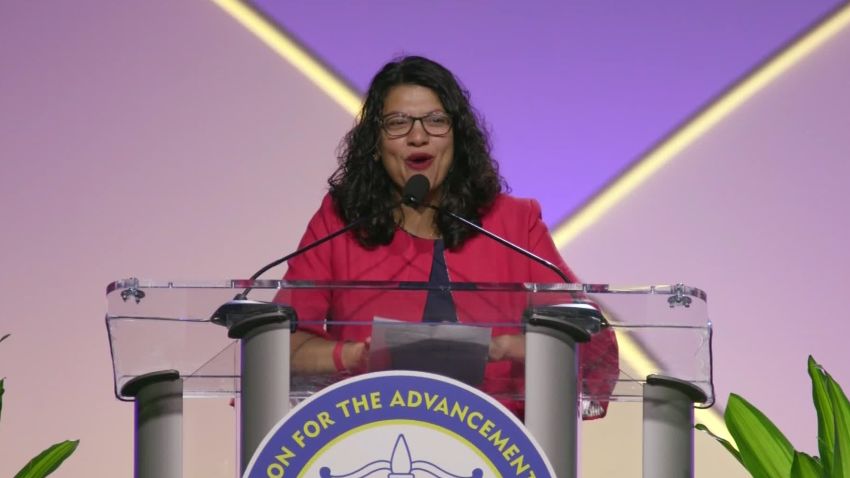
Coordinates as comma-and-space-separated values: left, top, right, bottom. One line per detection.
243, 371, 554, 478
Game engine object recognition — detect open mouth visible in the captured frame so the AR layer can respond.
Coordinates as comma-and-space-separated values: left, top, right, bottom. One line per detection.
405, 153, 434, 171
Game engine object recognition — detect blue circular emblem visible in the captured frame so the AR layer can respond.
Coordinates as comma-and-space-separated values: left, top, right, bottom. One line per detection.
244, 371, 554, 478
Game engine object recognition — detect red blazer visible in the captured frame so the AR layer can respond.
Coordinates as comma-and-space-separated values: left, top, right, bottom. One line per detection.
280, 193, 618, 418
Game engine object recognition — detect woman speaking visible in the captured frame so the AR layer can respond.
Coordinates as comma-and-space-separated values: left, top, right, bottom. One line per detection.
279, 55, 617, 419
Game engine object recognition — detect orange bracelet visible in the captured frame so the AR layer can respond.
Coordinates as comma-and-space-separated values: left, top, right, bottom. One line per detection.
332, 341, 346, 373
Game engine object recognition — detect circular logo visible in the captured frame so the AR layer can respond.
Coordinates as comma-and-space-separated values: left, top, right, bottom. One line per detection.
244, 371, 554, 478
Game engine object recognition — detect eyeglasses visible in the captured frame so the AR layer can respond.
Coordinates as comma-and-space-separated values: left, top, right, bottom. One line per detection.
380, 112, 452, 138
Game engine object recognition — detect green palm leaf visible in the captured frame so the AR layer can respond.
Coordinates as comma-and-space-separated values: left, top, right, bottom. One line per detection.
695, 423, 743, 465
810, 355, 835, 476
790, 452, 822, 478
14, 440, 79, 478
1, 333, 8, 422
828, 373, 850, 478
725, 393, 794, 478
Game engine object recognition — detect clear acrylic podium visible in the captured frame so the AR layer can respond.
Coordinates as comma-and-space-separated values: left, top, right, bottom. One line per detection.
106, 278, 713, 478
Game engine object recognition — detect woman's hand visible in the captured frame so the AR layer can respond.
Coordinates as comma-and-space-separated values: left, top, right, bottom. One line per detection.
291, 331, 370, 375
341, 338, 370, 373
488, 334, 525, 363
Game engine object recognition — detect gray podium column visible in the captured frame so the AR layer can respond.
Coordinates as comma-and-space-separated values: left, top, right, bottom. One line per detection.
224, 305, 295, 474
642, 374, 708, 478
121, 370, 183, 478
525, 317, 591, 478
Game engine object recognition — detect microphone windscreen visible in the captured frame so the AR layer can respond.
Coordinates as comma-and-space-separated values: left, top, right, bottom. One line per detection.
402, 174, 431, 206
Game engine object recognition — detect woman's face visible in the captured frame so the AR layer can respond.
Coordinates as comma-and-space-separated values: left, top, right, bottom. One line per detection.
379, 84, 454, 201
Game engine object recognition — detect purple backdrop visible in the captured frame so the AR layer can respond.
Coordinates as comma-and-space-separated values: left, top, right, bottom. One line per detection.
251, 0, 841, 225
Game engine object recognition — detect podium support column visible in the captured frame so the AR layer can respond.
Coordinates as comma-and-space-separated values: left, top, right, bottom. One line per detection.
121, 370, 183, 478
229, 318, 293, 474
642, 374, 707, 478
525, 320, 590, 478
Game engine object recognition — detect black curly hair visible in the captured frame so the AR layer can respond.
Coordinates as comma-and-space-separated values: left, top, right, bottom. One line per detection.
329, 56, 506, 250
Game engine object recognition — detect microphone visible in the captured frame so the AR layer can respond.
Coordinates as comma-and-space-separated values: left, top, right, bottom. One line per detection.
436, 207, 570, 283
401, 173, 430, 207
212, 176, 431, 328
409, 173, 570, 283
411, 174, 607, 361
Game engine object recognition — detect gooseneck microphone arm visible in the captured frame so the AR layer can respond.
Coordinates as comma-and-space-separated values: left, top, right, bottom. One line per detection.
394, 174, 569, 284
236, 174, 432, 300
426, 205, 571, 284
235, 215, 370, 299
